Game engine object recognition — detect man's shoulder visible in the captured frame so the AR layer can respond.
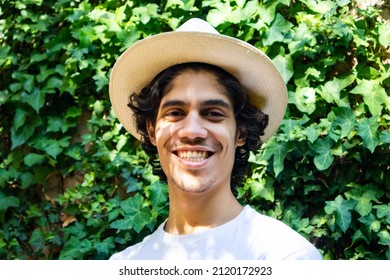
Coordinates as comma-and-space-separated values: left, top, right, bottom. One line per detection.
109, 223, 165, 260
240, 205, 282, 227
242, 205, 322, 260
242, 205, 302, 232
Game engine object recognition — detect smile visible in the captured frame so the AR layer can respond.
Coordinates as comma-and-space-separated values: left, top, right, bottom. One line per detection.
176, 151, 212, 162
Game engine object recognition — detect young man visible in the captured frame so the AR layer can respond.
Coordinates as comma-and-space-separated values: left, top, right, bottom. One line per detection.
109, 18, 322, 260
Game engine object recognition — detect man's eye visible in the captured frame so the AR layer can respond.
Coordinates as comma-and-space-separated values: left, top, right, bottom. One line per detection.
164, 110, 184, 119
204, 111, 225, 118
166, 110, 182, 116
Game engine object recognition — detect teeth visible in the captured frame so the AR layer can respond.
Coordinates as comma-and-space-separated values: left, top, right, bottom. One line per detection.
177, 151, 209, 162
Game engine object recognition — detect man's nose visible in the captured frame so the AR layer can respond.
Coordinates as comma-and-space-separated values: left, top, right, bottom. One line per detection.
178, 112, 207, 140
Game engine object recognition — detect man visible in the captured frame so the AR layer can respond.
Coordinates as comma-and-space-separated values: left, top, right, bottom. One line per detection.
109, 18, 322, 260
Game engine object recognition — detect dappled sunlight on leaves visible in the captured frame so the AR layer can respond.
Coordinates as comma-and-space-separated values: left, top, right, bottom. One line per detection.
0, 0, 389, 260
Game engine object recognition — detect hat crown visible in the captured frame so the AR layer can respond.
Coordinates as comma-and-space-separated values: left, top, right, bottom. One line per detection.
176, 18, 219, 34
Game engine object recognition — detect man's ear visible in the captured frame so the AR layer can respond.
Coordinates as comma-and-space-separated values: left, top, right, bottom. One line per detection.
146, 120, 157, 146
236, 126, 246, 147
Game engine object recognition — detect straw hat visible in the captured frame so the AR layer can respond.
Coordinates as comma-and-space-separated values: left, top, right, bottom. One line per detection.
109, 18, 287, 142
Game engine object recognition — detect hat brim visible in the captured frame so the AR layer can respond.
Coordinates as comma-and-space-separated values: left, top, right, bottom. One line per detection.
109, 31, 287, 142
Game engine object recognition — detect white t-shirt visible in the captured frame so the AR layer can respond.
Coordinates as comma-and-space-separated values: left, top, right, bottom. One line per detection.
109, 205, 322, 260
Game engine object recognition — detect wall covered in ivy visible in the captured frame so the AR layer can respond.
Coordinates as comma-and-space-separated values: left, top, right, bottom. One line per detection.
0, 0, 389, 259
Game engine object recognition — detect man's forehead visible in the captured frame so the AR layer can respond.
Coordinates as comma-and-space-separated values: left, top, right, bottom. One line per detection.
160, 70, 234, 106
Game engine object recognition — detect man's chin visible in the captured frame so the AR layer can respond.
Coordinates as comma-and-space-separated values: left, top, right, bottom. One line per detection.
169, 176, 215, 194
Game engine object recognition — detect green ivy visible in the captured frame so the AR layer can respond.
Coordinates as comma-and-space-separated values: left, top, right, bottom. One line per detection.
0, 0, 389, 259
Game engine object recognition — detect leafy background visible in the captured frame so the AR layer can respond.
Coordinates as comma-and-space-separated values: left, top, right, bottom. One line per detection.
0, 0, 389, 259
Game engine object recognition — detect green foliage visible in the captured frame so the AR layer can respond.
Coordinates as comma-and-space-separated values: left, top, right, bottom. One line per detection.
0, 0, 389, 259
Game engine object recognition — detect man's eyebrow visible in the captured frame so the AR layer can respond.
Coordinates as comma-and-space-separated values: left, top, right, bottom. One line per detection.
160, 100, 186, 109
160, 99, 231, 109
201, 99, 231, 109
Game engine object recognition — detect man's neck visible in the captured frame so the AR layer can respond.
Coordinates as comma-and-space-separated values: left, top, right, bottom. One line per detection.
164, 187, 243, 235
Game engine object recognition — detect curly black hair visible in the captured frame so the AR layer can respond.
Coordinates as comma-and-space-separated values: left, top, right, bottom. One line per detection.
127, 62, 269, 193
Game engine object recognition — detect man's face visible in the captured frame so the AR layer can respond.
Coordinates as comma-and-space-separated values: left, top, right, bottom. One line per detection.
147, 69, 245, 194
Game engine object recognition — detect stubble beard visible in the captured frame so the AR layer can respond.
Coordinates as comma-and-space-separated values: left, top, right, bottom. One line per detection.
169, 171, 217, 193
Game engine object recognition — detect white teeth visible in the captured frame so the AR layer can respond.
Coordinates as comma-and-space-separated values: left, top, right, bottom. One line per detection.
177, 151, 208, 162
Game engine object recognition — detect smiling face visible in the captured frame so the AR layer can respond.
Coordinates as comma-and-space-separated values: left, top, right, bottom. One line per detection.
147, 69, 245, 194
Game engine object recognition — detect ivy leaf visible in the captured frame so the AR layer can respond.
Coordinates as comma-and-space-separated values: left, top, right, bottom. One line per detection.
350, 80, 387, 115
24, 153, 46, 167
94, 237, 115, 255
273, 54, 293, 83
44, 142, 62, 159
131, 210, 152, 233
325, 195, 355, 232
358, 214, 381, 234
93, 68, 108, 91
45, 76, 63, 91
206, 9, 227, 27
121, 193, 144, 214
19, 73, 34, 93
356, 214, 380, 242
110, 217, 134, 231
380, 131, 390, 144
374, 204, 390, 224
112, 194, 151, 233
23, 88, 45, 113
378, 21, 390, 47
352, 229, 369, 245
59, 236, 91, 260
171, 0, 199, 11
288, 23, 314, 55
261, 139, 289, 176
28, 229, 45, 252
288, 87, 316, 114
280, 115, 310, 140
11, 127, 33, 149
47, 116, 63, 132
36, 65, 55, 82
110, 212, 151, 233
63, 222, 87, 240
349, 189, 379, 217
355, 197, 373, 217
283, 210, 313, 234
76, 25, 98, 47
312, 137, 335, 170
66, 106, 82, 118
250, 177, 275, 202
357, 116, 380, 153
336, 0, 351, 7
115, 134, 128, 152
148, 180, 168, 206
318, 81, 340, 104
317, 75, 355, 105
33, 137, 71, 159
330, 107, 356, 138
0, 44, 11, 66
13, 108, 28, 131
20, 172, 36, 189
24, 0, 43, 5
305, 125, 322, 144
378, 230, 390, 246
10, 117, 42, 149
305, 67, 321, 79
117, 28, 141, 51
90, 9, 122, 33
263, 13, 293, 46
300, 0, 337, 14
253, 1, 278, 25
0, 192, 21, 210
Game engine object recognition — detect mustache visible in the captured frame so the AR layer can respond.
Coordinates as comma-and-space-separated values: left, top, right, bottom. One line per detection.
167, 137, 220, 150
